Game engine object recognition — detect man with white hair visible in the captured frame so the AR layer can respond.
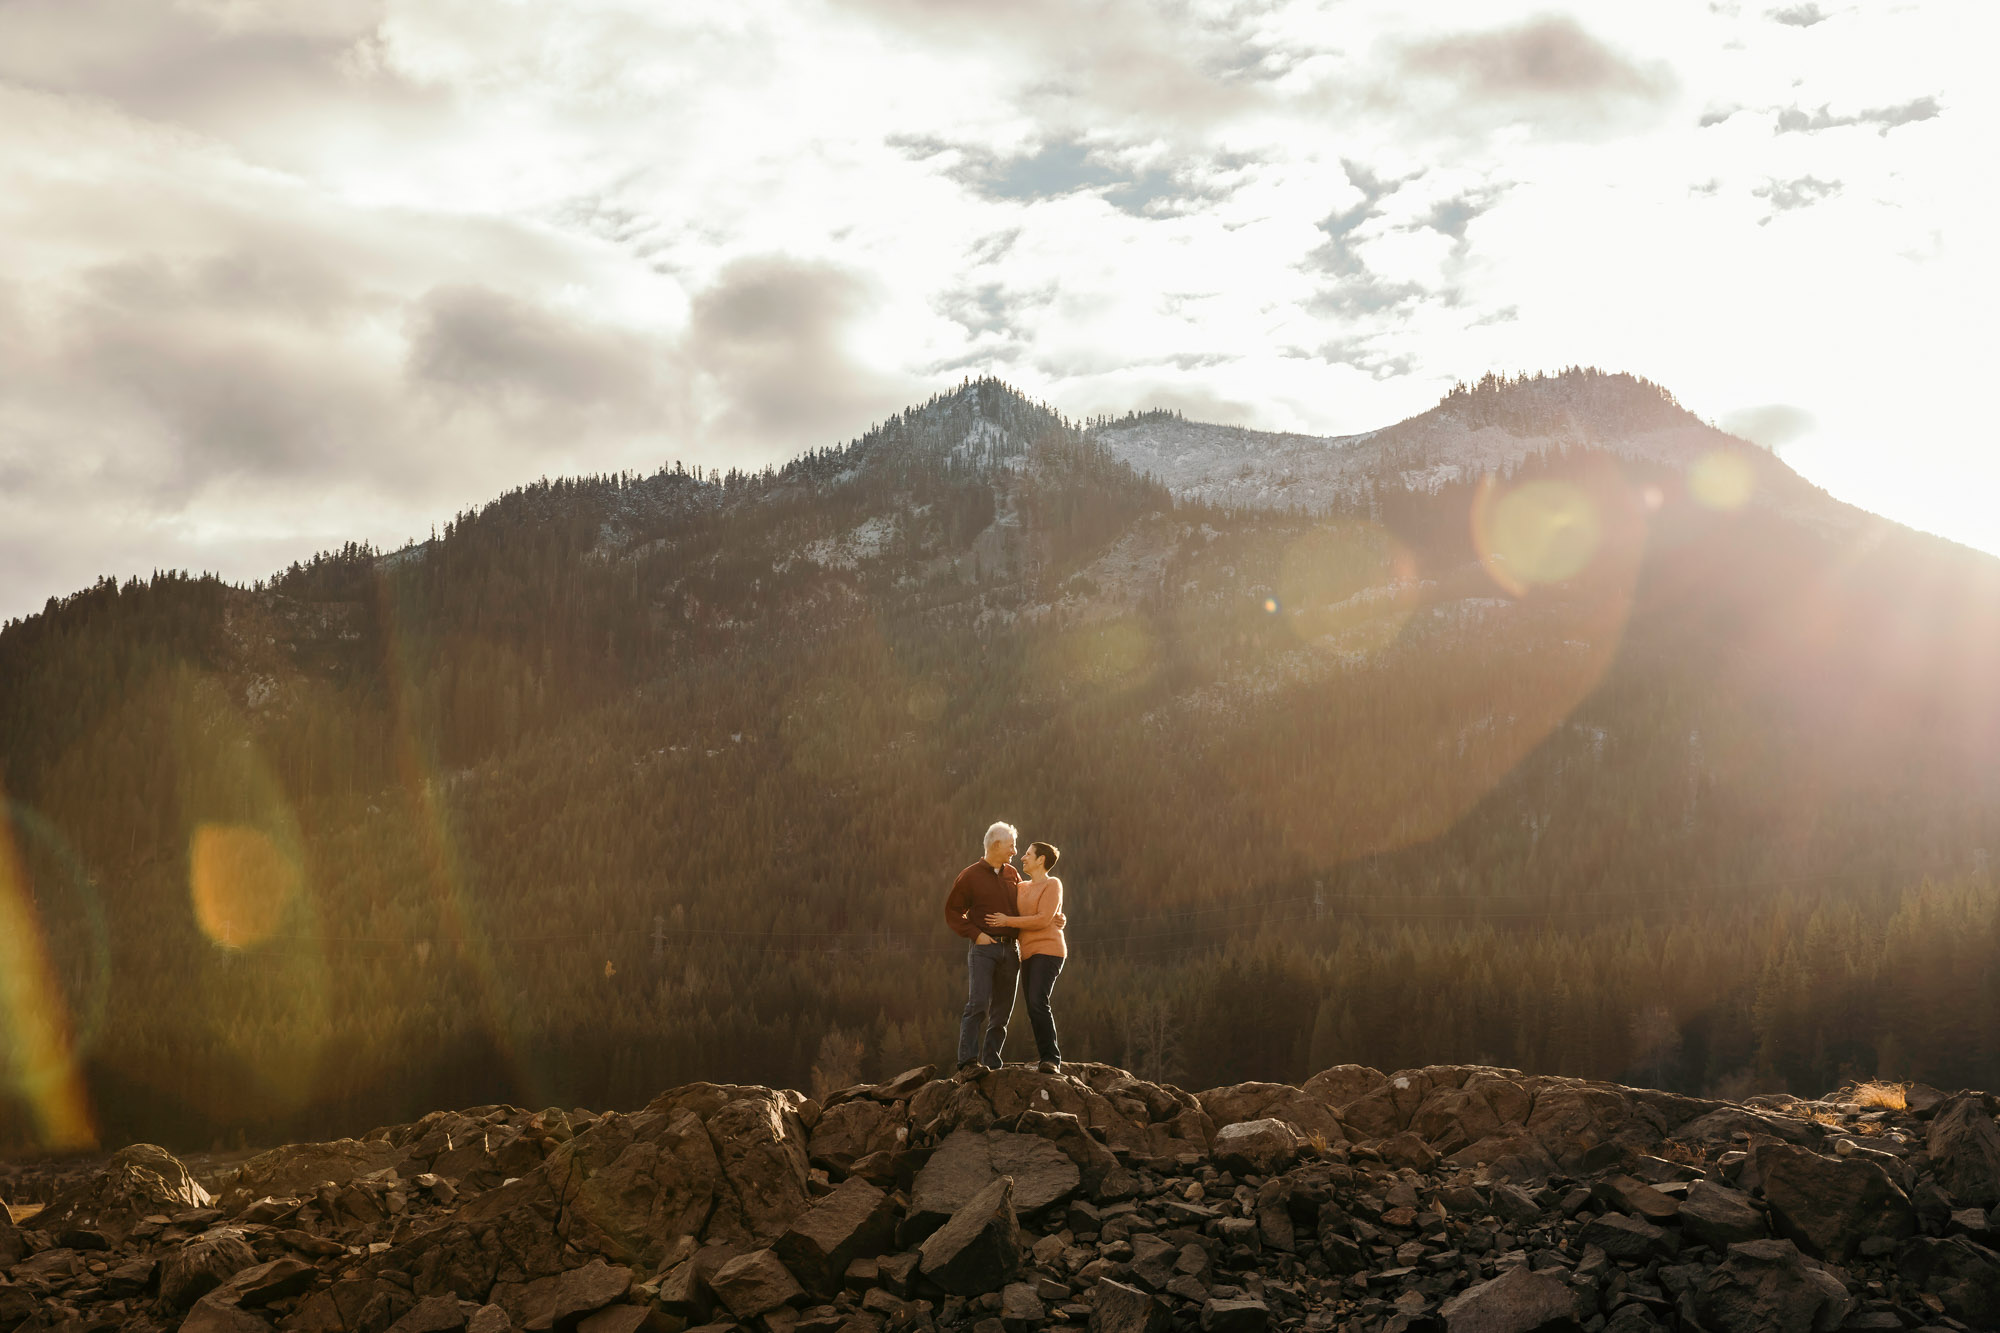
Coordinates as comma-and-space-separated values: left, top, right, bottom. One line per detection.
944, 821, 1024, 1074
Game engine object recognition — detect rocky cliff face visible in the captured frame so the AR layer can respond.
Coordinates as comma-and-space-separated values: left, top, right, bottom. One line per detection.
4, 1062, 1997, 1333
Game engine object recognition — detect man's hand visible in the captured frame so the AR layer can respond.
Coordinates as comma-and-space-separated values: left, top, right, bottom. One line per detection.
975, 932, 996, 945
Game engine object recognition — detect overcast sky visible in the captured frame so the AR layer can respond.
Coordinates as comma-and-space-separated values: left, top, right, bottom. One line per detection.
0, 0, 1990, 621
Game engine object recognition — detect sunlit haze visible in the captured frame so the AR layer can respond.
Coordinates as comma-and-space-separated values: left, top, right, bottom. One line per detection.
0, 0, 1992, 621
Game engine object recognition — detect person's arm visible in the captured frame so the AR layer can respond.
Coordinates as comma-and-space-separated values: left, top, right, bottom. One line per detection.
988, 880, 1062, 930
944, 867, 980, 940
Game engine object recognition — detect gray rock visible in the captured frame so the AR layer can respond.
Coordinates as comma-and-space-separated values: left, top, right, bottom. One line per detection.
904, 1131, 1077, 1244
1485, 1183, 1543, 1226
1210, 1120, 1299, 1177
467, 1305, 514, 1333
773, 1178, 897, 1296
387, 1295, 474, 1333
1754, 1143, 1914, 1260
1089, 1277, 1167, 1333
1436, 1261, 1581, 1333
35, 1143, 212, 1243
0, 1211, 25, 1268
179, 1295, 275, 1333
160, 1229, 260, 1310
1578, 1213, 1675, 1262
1894, 1235, 2000, 1327
1927, 1094, 2000, 1208
710, 1249, 804, 1318
1679, 1180, 1766, 1251
1693, 1237, 1848, 1333
497, 1259, 637, 1332
918, 1176, 1023, 1297
223, 1257, 318, 1309
1000, 1281, 1045, 1327
1591, 1175, 1678, 1223
1197, 1297, 1268, 1333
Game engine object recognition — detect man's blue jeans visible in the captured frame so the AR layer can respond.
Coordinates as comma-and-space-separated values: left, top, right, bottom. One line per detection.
958, 941, 1020, 1067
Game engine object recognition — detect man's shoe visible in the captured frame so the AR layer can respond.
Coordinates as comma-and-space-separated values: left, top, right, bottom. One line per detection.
1037, 1060, 1062, 1075
954, 1060, 985, 1080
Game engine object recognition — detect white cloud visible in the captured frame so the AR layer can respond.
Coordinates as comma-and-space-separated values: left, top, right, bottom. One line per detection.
0, 0, 1994, 618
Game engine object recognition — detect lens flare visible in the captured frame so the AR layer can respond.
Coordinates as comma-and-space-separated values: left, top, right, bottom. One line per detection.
1276, 521, 1419, 654
190, 823, 299, 950
1690, 449, 1755, 511
0, 798, 98, 1150
1473, 478, 1603, 596
1049, 617, 1157, 693
1264, 598, 1280, 614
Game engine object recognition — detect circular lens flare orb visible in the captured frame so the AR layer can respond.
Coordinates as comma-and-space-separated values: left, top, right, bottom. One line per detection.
1474, 478, 1603, 596
1264, 597, 1280, 614
190, 823, 298, 950
1689, 450, 1755, 511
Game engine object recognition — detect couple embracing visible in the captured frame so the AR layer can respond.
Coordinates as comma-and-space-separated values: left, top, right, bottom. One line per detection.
942, 821, 1067, 1075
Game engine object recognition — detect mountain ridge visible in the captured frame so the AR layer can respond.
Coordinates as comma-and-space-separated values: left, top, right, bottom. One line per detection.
3, 368, 1998, 1157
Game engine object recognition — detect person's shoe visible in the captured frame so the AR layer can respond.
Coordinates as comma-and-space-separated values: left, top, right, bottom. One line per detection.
954, 1060, 985, 1080
1037, 1059, 1062, 1075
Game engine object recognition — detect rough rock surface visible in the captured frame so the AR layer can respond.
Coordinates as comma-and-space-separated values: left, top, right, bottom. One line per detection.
7, 1061, 2000, 1333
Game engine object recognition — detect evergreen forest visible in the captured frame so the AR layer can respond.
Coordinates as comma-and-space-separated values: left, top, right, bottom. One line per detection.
3, 374, 1998, 1155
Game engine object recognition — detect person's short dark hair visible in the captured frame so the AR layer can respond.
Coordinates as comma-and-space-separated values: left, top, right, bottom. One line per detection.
1028, 841, 1060, 873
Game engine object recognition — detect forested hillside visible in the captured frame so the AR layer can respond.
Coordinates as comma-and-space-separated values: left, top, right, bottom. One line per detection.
3, 373, 1998, 1154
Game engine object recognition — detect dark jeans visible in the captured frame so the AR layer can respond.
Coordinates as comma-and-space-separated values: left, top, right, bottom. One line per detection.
1022, 953, 1064, 1063
959, 942, 1020, 1067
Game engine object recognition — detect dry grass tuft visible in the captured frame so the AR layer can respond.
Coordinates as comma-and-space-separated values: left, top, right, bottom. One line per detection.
1850, 1081, 1909, 1111
1659, 1139, 1710, 1167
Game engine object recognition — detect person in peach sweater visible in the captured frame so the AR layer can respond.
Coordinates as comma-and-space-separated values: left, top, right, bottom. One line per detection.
984, 840, 1066, 1074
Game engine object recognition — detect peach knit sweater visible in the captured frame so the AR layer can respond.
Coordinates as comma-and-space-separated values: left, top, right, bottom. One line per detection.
1014, 876, 1066, 960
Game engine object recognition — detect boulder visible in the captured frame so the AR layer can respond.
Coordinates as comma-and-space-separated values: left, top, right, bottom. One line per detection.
1927, 1093, 2000, 1208
1012, 1110, 1122, 1192
904, 1130, 1077, 1243
1301, 1065, 1388, 1110
1577, 1214, 1674, 1262
1198, 1298, 1268, 1333
710, 1249, 803, 1318
386, 1296, 473, 1333
1679, 1181, 1766, 1251
1668, 1106, 1814, 1152
160, 1229, 260, 1310
1523, 1083, 1666, 1170
180, 1296, 274, 1333
917, 1177, 1022, 1297
1195, 1083, 1344, 1145
1753, 1143, 1913, 1260
494, 1259, 635, 1332
809, 1101, 905, 1174
0, 1210, 23, 1268
1485, 1184, 1543, 1226
222, 1138, 403, 1210
1894, 1235, 2000, 1326
1591, 1175, 1678, 1224
1376, 1131, 1439, 1174
1436, 1261, 1581, 1333
34, 1143, 212, 1243
772, 1178, 896, 1296
1088, 1279, 1166, 1333
1336, 1071, 1430, 1139
1409, 1077, 1531, 1157
1000, 1280, 1045, 1326
1692, 1238, 1849, 1333
220, 1257, 317, 1308
1211, 1120, 1299, 1177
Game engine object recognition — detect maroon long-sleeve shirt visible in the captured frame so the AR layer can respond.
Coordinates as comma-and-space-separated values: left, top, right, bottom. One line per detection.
944, 859, 1022, 942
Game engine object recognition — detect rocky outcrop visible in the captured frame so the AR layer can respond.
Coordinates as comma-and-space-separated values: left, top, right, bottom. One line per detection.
7, 1062, 2000, 1333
